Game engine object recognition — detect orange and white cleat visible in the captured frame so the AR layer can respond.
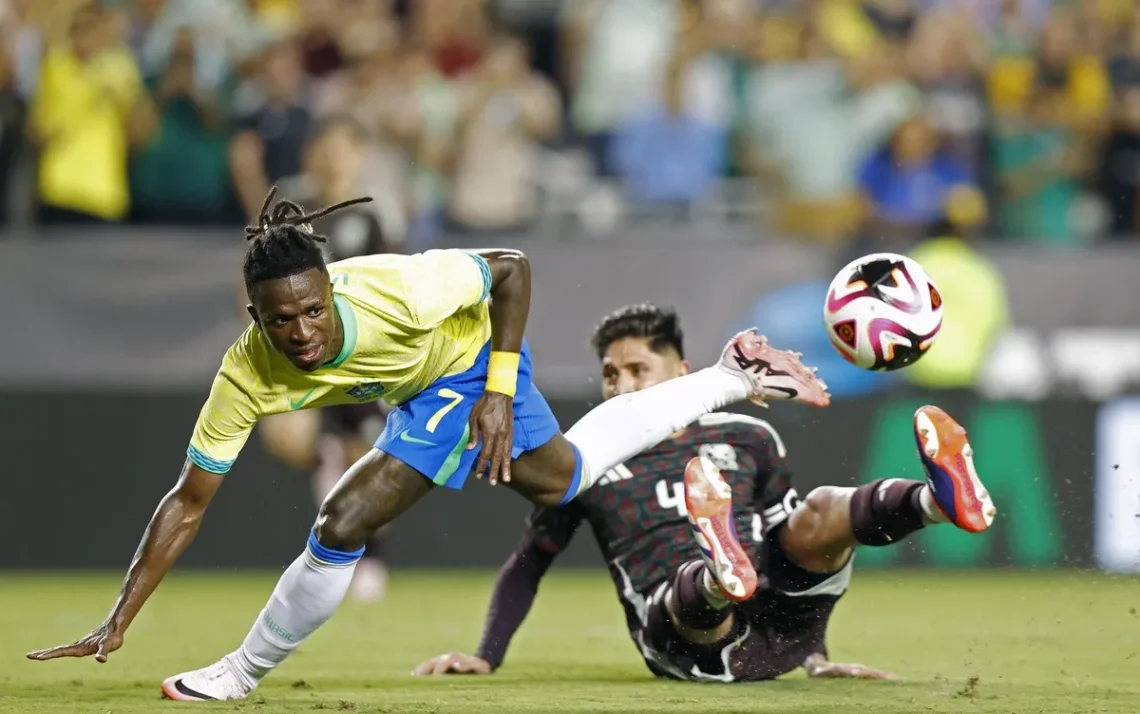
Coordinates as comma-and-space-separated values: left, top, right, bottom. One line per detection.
913, 405, 997, 533
717, 329, 831, 408
161, 657, 254, 702
684, 456, 758, 603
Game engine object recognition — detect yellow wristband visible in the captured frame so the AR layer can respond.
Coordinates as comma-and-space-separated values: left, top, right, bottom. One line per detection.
486, 351, 521, 397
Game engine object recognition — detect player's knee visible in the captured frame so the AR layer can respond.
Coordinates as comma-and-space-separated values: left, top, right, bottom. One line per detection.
314, 498, 371, 552
510, 436, 580, 508
786, 486, 851, 546
800, 486, 848, 520
313, 452, 427, 551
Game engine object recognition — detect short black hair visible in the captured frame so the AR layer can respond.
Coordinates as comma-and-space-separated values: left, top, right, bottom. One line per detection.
590, 304, 685, 361
242, 186, 372, 293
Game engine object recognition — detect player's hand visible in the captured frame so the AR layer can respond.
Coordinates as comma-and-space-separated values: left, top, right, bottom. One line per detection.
411, 652, 493, 676
26, 621, 124, 663
467, 391, 514, 485
803, 653, 898, 680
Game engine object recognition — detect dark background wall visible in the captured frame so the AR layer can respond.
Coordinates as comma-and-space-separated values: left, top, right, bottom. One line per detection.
0, 389, 1099, 571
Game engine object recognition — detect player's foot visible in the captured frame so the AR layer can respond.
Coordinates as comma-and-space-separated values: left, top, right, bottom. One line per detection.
161, 656, 254, 702
913, 405, 997, 533
718, 329, 831, 408
684, 456, 758, 602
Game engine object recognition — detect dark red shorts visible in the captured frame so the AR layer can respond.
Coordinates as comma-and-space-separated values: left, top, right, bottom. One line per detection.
637, 528, 853, 682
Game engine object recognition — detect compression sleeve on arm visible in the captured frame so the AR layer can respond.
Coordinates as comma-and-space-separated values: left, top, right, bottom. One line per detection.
475, 505, 583, 670
475, 541, 557, 670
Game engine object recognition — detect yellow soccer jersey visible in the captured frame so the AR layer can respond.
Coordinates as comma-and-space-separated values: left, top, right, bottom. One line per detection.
187, 249, 493, 474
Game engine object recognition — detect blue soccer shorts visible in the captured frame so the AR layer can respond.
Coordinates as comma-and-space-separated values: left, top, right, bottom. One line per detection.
374, 340, 563, 490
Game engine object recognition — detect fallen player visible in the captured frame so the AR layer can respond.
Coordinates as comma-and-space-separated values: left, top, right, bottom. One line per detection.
415, 304, 996, 682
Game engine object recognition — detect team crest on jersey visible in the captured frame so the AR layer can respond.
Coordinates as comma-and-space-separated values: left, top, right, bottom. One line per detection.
346, 381, 386, 401
698, 444, 739, 471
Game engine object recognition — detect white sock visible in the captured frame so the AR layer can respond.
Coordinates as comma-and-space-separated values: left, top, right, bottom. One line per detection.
700, 568, 730, 609
565, 367, 748, 496
228, 546, 357, 688
918, 486, 948, 525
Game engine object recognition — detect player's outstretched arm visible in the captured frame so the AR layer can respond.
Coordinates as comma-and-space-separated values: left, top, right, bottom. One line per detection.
467, 250, 531, 485
412, 539, 556, 676
413, 505, 578, 677
26, 461, 224, 663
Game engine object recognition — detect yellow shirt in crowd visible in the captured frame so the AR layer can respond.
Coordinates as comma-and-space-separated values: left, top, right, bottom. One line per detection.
31, 46, 142, 221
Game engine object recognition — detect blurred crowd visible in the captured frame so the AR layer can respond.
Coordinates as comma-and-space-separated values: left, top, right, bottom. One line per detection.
3, 0, 1140, 247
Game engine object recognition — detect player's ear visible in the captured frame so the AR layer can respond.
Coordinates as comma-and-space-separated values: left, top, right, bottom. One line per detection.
246, 304, 261, 329
679, 359, 692, 376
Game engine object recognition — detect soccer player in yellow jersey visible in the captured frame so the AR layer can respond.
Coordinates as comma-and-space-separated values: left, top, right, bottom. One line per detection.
27, 189, 831, 702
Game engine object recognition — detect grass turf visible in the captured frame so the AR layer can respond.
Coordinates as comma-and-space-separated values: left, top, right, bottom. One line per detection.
2, 570, 1138, 713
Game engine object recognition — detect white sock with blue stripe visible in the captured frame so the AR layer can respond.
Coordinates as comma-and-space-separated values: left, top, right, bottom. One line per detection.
564, 367, 749, 500
227, 532, 362, 688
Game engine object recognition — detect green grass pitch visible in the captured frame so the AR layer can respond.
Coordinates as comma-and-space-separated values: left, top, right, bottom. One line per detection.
2, 570, 1138, 713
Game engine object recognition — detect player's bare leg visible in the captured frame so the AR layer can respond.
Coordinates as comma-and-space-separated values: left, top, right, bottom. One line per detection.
161, 451, 431, 701
508, 330, 831, 507
779, 405, 997, 576
313, 436, 390, 603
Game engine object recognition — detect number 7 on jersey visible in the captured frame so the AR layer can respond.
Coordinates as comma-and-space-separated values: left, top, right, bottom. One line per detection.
426, 388, 464, 434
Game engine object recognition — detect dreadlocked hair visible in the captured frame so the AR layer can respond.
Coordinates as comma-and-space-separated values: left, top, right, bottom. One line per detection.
242, 186, 373, 291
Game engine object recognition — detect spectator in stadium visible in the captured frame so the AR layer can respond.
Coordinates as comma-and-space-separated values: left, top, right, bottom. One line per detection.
992, 83, 1086, 245
560, 0, 685, 177
443, 35, 560, 234
609, 3, 745, 208
906, 9, 989, 179
279, 116, 393, 258
229, 36, 315, 220
129, 27, 236, 225
858, 113, 980, 245
988, 11, 1109, 135
310, 0, 408, 243
29, 3, 155, 225
384, 41, 461, 248
747, 20, 917, 242
127, 0, 244, 88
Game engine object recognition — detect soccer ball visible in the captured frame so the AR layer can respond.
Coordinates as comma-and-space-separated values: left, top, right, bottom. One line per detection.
822, 252, 943, 371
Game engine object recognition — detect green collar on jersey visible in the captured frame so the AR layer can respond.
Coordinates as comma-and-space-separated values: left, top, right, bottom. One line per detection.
325, 293, 358, 369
